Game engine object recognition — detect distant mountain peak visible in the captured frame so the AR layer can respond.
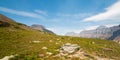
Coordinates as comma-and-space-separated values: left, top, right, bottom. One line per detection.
66, 24, 120, 41
31, 24, 54, 34
31, 24, 45, 31
31, 24, 44, 28
96, 25, 107, 30
65, 32, 79, 37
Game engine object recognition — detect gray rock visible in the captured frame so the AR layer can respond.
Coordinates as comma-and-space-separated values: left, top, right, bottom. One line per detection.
60, 43, 80, 53
0, 55, 14, 60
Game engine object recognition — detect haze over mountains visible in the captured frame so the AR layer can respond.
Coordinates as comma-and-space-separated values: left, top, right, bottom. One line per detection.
66, 25, 120, 41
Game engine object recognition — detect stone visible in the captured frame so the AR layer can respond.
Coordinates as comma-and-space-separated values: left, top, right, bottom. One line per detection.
0, 55, 14, 60
56, 42, 59, 44
92, 42, 95, 44
42, 46, 48, 49
46, 52, 53, 55
49, 40, 52, 42
103, 48, 113, 51
60, 43, 80, 53
32, 40, 40, 43
39, 54, 44, 57
57, 38, 60, 40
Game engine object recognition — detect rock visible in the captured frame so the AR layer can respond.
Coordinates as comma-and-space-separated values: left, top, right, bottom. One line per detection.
56, 42, 59, 44
59, 41, 61, 43
57, 38, 60, 40
42, 46, 48, 49
103, 48, 113, 51
0, 55, 14, 60
92, 42, 95, 44
114, 40, 120, 44
60, 43, 80, 53
32, 40, 40, 43
39, 54, 44, 57
49, 40, 52, 42
46, 52, 53, 55
94, 56, 114, 60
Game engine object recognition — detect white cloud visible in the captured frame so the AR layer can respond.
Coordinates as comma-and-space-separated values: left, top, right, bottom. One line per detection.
57, 13, 93, 19
0, 6, 45, 19
83, 0, 120, 22
35, 10, 47, 16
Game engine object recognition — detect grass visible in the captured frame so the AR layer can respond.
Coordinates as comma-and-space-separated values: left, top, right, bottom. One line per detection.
0, 27, 120, 60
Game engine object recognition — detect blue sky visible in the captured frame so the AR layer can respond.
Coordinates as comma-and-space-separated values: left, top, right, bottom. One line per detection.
0, 0, 120, 35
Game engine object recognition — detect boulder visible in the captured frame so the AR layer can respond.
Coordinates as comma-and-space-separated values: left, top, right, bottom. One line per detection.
32, 40, 40, 43
0, 55, 14, 60
60, 43, 80, 53
42, 46, 48, 50
46, 52, 53, 55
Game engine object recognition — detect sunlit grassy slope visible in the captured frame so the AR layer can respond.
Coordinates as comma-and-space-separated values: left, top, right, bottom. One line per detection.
0, 14, 120, 60
0, 26, 120, 60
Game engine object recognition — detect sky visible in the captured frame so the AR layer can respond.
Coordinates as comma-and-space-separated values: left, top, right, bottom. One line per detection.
0, 0, 120, 35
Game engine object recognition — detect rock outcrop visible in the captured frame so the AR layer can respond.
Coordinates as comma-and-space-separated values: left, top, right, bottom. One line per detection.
60, 43, 80, 53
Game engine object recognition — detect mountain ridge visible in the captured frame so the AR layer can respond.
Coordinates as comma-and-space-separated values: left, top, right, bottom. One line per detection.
31, 24, 54, 34
66, 25, 120, 41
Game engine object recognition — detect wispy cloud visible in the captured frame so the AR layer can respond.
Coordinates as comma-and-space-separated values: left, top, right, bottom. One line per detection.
35, 10, 48, 16
57, 13, 93, 19
83, 0, 120, 22
0, 6, 45, 20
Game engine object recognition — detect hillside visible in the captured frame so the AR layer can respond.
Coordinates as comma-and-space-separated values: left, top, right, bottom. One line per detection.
0, 14, 120, 60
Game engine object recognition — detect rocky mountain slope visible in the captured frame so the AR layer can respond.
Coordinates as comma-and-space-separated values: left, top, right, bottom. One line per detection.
31, 24, 54, 34
0, 14, 120, 60
66, 25, 120, 41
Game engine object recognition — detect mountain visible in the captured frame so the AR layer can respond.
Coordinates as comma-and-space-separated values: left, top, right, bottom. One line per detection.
80, 25, 120, 40
0, 14, 33, 30
66, 32, 79, 37
79, 26, 112, 39
31, 24, 54, 34
66, 25, 120, 41
0, 14, 120, 60
108, 25, 120, 42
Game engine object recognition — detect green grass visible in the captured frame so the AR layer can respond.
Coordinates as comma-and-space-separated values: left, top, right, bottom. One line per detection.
0, 27, 120, 60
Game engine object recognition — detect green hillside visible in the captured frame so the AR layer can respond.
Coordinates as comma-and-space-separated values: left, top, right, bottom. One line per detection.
0, 14, 120, 60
